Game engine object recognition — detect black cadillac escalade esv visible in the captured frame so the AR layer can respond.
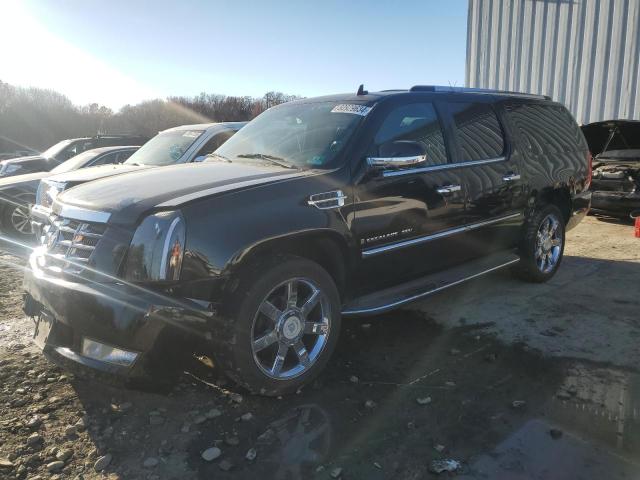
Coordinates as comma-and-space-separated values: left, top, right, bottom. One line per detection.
23, 86, 591, 395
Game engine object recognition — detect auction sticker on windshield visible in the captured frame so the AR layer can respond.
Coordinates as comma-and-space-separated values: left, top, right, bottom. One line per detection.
331, 104, 372, 116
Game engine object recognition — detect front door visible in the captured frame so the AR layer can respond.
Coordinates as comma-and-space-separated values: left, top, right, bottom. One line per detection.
350, 100, 468, 296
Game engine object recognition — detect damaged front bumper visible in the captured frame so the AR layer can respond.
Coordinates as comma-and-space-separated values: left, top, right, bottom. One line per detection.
23, 250, 219, 381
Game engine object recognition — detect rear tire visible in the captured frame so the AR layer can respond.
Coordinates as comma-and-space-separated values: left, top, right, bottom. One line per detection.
216, 255, 341, 396
514, 204, 565, 283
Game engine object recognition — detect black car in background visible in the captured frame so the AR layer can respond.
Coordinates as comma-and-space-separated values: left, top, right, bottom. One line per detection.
0, 146, 139, 239
0, 134, 147, 178
0, 149, 38, 161
582, 120, 640, 219
23, 86, 591, 395
30, 122, 246, 237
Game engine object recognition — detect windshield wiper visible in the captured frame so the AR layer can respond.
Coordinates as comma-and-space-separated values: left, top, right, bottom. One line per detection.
207, 153, 232, 163
236, 153, 297, 169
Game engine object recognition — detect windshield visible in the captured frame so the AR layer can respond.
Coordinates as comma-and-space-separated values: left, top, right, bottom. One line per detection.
50, 150, 100, 173
214, 101, 367, 169
41, 139, 74, 159
124, 129, 204, 167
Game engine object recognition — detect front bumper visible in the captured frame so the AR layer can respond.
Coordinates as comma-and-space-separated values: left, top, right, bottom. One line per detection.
23, 251, 216, 380
590, 190, 640, 218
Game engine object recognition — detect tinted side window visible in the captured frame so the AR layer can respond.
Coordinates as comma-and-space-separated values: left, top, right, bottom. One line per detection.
449, 102, 505, 161
372, 102, 447, 166
194, 131, 235, 159
90, 151, 120, 166
507, 103, 586, 156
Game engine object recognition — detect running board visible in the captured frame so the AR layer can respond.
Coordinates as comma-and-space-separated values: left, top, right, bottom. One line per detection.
341, 251, 520, 316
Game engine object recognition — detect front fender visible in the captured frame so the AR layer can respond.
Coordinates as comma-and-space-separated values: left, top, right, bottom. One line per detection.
179, 171, 354, 286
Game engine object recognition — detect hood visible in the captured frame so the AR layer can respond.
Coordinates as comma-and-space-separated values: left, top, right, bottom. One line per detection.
1, 155, 46, 164
0, 170, 50, 189
581, 120, 640, 157
56, 162, 307, 225
46, 163, 149, 186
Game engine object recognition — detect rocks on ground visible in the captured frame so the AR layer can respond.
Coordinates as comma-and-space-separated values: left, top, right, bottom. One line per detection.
201, 447, 222, 462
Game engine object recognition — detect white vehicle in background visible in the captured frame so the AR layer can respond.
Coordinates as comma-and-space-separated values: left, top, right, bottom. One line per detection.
30, 122, 246, 238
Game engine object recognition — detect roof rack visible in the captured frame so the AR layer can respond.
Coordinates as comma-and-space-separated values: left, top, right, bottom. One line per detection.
409, 85, 551, 100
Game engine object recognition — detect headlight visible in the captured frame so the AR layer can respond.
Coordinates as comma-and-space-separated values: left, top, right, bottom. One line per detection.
36, 180, 66, 208
123, 210, 185, 282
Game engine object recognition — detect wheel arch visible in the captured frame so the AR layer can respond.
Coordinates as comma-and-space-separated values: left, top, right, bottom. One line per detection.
230, 229, 353, 298
530, 186, 572, 224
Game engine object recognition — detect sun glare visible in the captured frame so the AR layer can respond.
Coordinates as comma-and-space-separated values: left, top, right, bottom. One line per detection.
0, 2, 159, 109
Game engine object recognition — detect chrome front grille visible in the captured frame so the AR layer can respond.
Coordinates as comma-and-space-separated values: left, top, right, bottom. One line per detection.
41, 215, 107, 272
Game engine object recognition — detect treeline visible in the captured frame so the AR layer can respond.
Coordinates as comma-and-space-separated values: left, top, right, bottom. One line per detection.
0, 80, 299, 152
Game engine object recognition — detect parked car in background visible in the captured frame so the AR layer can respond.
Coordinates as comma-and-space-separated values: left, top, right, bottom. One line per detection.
0, 134, 147, 178
22, 86, 591, 396
0, 148, 38, 161
30, 122, 246, 237
0, 146, 139, 239
582, 120, 640, 219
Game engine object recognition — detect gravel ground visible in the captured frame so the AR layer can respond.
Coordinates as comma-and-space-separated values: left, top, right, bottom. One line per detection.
0, 215, 639, 480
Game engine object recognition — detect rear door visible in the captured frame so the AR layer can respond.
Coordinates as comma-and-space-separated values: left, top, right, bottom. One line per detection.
350, 99, 468, 295
444, 100, 526, 256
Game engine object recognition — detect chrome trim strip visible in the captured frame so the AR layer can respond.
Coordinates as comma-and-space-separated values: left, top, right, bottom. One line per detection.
382, 156, 506, 178
53, 202, 111, 223
362, 212, 522, 258
367, 155, 427, 169
342, 257, 520, 316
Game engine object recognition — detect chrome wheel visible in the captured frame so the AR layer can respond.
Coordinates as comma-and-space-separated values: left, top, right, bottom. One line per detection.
251, 278, 331, 380
10, 197, 33, 235
535, 213, 563, 273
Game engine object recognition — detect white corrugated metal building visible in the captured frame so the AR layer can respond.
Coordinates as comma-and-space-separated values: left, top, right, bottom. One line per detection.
466, 0, 640, 124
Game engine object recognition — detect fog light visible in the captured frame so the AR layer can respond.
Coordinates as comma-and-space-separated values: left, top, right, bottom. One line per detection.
81, 338, 138, 367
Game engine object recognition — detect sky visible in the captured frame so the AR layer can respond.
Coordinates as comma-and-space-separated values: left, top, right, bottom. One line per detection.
0, 0, 468, 111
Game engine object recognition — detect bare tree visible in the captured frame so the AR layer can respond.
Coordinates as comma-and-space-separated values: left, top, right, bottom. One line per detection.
0, 80, 301, 154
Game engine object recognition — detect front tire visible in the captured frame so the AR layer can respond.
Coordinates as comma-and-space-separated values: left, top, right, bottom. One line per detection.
217, 256, 341, 396
0, 193, 35, 241
514, 204, 566, 283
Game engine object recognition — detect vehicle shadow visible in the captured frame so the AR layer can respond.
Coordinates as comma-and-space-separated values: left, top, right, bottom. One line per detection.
65, 310, 570, 479
412, 254, 640, 371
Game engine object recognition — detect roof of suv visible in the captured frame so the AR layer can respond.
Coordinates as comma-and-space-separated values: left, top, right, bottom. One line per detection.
286, 86, 551, 106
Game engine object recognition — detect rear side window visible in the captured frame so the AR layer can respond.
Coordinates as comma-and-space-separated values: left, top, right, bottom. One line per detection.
372, 102, 448, 166
507, 103, 586, 155
449, 102, 505, 162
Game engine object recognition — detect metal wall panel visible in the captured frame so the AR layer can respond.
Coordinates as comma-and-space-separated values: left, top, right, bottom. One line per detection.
466, 0, 640, 124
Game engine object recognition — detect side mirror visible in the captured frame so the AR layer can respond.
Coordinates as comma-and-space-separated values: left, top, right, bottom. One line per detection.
367, 140, 427, 171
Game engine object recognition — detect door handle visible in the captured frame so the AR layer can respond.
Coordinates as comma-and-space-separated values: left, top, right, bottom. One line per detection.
436, 184, 462, 194
503, 173, 521, 182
